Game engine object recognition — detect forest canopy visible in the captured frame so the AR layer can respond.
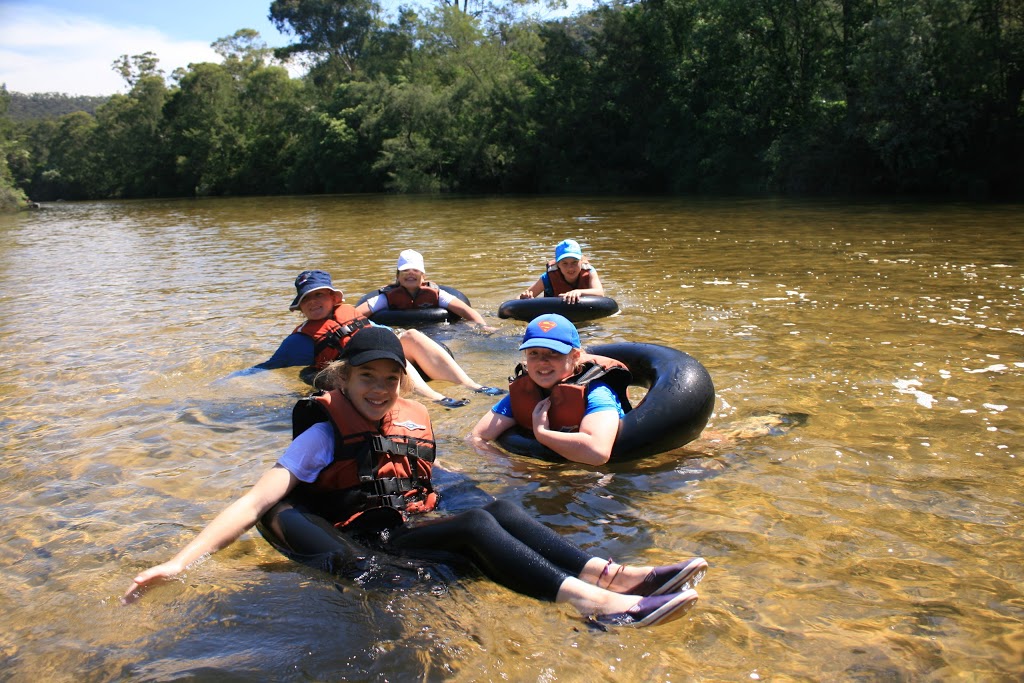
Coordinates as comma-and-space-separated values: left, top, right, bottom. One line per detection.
2, 0, 1021, 203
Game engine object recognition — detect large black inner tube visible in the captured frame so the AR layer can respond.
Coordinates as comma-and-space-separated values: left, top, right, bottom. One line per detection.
356, 285, 471, 326
256, 469, 496, 572
256, 497, 365, 574
495, 342, 715, 462
497, 296, 619, 323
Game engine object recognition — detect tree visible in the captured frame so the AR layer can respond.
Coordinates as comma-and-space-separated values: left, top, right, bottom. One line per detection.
0, 85, 30, 209
92, 73, 171, 197
212, 29, 273, 78
164, 63, 242, 195
269, 0, 380, 79
112, 52, 164, 89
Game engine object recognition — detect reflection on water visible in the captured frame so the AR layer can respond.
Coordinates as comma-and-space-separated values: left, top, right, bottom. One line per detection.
1, 196, 1021, 681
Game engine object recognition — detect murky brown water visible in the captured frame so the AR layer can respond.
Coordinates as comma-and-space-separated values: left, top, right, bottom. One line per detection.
1, 195, 1021, 681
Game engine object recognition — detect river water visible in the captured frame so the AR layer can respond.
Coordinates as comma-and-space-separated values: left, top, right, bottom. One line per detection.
0, 195, 1020, 681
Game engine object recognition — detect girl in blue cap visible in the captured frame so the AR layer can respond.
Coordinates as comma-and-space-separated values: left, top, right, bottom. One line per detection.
519, 239, 605, 304
124, 326, 705, 628
469, 314, 630, 466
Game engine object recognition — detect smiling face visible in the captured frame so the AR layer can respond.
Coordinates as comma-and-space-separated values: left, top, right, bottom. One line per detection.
298, 289, 342, 321
396, 268, 425, 291
522, 347, 580, 389
556, 258, 582, 283
340, 358, 404, 422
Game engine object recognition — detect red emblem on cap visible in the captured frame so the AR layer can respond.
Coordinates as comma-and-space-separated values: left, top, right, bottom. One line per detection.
537, 320, 557, 332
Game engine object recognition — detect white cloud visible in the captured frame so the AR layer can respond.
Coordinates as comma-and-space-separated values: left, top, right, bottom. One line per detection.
0, 7, 219, 95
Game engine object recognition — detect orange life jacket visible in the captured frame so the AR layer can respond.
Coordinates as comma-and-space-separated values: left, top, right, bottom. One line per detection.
543, 259, 594, 296
508, 353, 632, 432
381, 282, 441, 310
292, 389, 438, 530
293, 303, 371, 369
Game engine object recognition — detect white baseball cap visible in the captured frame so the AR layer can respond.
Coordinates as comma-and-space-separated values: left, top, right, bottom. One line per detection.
396, 249, 426, 272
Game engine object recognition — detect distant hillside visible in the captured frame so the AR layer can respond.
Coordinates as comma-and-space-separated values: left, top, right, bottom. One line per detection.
7, 92, 111, 121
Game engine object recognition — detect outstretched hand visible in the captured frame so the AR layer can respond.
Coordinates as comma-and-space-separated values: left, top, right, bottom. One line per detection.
121, 560, 184, 605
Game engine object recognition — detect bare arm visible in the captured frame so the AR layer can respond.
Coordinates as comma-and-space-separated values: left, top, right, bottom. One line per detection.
122, 465, 297, 603
580, 269, 605, 296
445, 298, 497, 332
468, 410, 517, 456
519, 278, 545, 299
532, 399, 618, 465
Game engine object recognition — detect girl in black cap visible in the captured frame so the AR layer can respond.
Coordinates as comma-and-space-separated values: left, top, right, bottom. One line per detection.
124, 327, 706, 629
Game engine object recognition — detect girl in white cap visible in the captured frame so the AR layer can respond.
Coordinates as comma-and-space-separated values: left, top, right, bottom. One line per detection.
358, 249, 498, 333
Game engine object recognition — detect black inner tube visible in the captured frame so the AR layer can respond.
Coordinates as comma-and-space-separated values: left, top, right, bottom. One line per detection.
495, 342, 715, 462
357, 285, 471, 326
497, 296, 619, 323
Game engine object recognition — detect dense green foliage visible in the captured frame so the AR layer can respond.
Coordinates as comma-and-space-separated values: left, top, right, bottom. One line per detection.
3, 1, 1021, 201
5, 93, 111, 122
1, 87, 30, 210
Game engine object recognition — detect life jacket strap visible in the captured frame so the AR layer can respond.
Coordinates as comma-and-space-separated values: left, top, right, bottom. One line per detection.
370, 434, 436, 462
322, 318, 371, 350
357, 478, 432, 511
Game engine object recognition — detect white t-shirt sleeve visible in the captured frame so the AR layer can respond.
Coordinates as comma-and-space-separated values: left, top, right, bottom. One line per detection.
437, 289, 454, 308
363, 293, 388, 313
276, 422, 334, 483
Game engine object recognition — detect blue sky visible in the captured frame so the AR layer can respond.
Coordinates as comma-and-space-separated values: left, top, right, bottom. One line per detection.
0, 0, 296, 95
0, 0, 589, 97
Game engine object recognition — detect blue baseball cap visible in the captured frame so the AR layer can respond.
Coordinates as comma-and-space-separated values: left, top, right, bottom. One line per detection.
519, 314, 581, 354
554, 239, 584, 262
290, 270, 342, 310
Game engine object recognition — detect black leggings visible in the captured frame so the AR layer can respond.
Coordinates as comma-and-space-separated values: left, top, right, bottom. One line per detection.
389, 500, 593, 601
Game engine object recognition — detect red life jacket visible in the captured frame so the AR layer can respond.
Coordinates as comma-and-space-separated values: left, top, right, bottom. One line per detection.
292, 389, 438, 530
508, 353, 632, 432
381, 282, 441, 310
293, 303, 371, 369
543, 259, 595, 296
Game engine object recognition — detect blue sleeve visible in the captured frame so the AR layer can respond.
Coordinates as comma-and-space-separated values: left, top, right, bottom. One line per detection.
249, 333, 314, 371
584, 383, 625, 418
540, 272, 553, 297
491, 395, 513, 417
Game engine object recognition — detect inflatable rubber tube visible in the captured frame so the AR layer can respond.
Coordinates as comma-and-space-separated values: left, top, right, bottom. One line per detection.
256, 469, 495, 569
357, 285, 471, 326
497, 296, 619, 323
256, 497, 365, 573
495, 342, 715, 462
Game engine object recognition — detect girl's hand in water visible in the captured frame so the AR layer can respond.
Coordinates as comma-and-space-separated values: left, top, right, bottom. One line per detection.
121, 560, 185, 604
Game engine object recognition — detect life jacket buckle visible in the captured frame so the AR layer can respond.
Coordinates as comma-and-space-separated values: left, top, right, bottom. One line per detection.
371, 434, 418, 458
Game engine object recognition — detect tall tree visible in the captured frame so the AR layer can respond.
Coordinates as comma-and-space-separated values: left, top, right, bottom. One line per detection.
112, 52, 164, 89
0, 85, 30, 209
269, 0, 380, 80
164, 63, 242, 195
212, 28, 274, 78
